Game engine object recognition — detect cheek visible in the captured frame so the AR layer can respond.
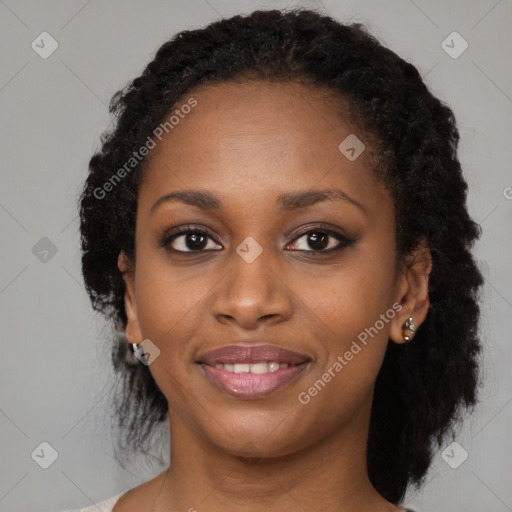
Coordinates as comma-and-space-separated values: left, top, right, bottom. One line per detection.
295, 250, 396, 343
132, 249, 211, 359
132, 258, 212, 410
292, 243, 397, 400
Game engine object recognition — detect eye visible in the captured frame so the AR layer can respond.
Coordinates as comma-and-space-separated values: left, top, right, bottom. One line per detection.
161, 223, 352, 255
286, 226, 350, 253
162, 226, 222, 252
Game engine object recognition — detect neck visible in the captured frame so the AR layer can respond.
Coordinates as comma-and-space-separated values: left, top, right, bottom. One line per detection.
153, 400, 399, 512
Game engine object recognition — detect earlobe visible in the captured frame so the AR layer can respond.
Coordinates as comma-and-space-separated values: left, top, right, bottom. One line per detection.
390, 238, 432, 344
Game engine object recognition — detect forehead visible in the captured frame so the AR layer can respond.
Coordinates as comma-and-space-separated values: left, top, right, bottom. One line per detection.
139, 80, 388, 214
147, 80, 357, 166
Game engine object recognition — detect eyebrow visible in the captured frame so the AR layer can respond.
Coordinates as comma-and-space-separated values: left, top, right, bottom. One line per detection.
149, 188, 366, 215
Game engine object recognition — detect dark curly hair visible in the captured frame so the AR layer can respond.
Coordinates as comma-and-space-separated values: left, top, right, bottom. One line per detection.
78, 8, 484, 504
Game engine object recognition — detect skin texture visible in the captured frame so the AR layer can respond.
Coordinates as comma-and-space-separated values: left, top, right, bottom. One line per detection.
115, 81, 431, 512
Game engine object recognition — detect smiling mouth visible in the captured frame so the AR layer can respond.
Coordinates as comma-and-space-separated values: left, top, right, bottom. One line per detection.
210, 361, 292, 373
196, 344, 311, 399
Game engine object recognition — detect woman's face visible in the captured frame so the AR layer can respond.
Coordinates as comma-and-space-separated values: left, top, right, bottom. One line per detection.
120, 80, 417, 458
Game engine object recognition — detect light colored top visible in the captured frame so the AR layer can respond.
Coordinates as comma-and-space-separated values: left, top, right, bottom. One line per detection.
65, 491, 128, 512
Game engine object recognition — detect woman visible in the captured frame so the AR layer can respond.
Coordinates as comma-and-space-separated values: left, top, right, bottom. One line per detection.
73, 8, 483, 512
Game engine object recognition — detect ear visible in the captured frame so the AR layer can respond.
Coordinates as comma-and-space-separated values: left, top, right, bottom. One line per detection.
117, 251, 143, 344
389, 238, 432, 344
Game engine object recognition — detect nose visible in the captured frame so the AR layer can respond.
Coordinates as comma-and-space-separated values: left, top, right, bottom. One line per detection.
211, 247, 294, 330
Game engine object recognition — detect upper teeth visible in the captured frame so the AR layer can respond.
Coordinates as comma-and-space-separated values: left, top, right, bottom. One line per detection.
214, 362, 289, 373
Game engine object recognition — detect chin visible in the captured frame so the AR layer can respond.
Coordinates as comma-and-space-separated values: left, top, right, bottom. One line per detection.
199, 411, 313, 459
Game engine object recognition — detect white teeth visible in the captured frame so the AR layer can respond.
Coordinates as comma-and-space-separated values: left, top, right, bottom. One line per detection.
214, 361, 288, 374
233, 363, 250, 373
268, 362, 280, 372
250, 363, 269, 374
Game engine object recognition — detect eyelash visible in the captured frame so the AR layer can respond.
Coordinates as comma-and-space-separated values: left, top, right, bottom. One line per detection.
160, 223, 353, 255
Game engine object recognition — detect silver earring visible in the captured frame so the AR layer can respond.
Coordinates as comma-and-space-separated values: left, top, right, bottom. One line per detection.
401, 317, 416, 343
129, 342, 144, 363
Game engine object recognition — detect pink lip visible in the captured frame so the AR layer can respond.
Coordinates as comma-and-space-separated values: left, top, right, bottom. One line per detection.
197, 344, 309, 366
196, 344, 311, 399
199, 362, 310, 399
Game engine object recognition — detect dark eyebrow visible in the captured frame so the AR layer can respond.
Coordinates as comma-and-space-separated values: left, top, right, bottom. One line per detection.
150, 188, 366, 215
150, 190, 221, 215
276, 188, 366, 213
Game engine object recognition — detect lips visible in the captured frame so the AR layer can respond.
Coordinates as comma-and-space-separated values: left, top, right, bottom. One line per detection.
196, 344, 311, 399
197, 344, 309, 366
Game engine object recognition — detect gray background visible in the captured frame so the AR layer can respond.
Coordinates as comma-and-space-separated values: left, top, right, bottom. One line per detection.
1, 1, 511, 511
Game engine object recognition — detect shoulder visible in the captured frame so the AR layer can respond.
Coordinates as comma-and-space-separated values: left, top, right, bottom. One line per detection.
62, 491, 128, 512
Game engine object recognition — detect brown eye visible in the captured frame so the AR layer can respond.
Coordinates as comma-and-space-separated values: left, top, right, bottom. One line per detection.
162, 227, 222, 252
287, 227, 351, 253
